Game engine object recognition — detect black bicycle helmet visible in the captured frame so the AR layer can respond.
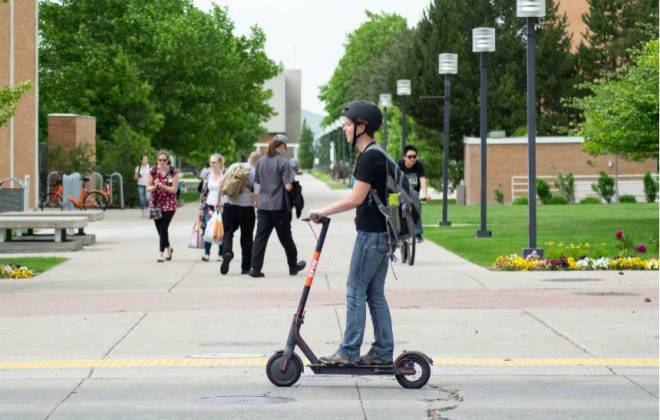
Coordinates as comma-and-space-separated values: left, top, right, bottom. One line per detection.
341, 100, 382, 140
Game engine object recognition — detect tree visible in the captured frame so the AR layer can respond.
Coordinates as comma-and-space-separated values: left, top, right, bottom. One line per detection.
298, 119, 314, 169
572, 39, 658, 161
576, 0, 659, 82
0, 81, 31, 128
318, 11, 408, 125
39, 0, 279, 164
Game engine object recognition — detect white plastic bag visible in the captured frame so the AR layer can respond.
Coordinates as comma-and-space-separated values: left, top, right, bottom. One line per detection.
203, 212, 223, 244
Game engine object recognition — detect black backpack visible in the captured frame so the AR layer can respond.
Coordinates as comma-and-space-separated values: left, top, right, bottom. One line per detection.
363, 144, 420, 256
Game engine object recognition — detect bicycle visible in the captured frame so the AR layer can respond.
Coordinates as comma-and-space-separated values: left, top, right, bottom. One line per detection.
67, 177, 111, 210
39, 175, 65, 210
399, 197, 426, 266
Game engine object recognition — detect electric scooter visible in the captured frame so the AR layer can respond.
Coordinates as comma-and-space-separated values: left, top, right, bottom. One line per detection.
266, 217, 432, 389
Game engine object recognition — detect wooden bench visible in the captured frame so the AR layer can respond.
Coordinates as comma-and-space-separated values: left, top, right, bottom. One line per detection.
0, 216, 88, 243
0, 210, 103, 235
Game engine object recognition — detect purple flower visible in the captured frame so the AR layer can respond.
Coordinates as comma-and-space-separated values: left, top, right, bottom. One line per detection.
636, 244, 647, 253
615, 230, 624, 240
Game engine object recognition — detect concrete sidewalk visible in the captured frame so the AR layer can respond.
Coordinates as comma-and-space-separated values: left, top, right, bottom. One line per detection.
0, 172, 657, 419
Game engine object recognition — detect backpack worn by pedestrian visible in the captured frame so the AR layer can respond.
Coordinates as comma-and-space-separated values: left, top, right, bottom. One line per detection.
221, 163, 252, 198
364, 144, 420, 257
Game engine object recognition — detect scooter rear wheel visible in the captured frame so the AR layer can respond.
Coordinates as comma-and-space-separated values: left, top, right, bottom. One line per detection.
266, 351, 303, 387
395, 353, 431, 389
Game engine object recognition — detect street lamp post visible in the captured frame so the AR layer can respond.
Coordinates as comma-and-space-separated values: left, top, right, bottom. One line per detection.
473, 27, 496, 238
518, 0, 545, 258
438, 53, 457, 227
396, 80, 411, 156
379, 93, 392, 153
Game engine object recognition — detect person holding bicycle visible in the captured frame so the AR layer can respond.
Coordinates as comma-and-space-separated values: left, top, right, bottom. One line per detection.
398, 145, 429, 242
147, 150, 179, 263
134, 155, 151, 217
309, 100, 393, 366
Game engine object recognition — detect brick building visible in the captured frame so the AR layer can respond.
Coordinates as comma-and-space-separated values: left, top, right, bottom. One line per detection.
463, 136, 658, 204
0, 0, 38, 207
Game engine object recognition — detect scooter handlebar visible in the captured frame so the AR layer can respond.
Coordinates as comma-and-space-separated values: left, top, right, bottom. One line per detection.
303, 214, 330, 224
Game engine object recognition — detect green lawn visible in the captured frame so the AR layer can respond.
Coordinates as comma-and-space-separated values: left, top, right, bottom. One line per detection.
180, 191, 200, 203
421, 201, 659, 267
307, 169, 350, 190
0, 257, 67, 273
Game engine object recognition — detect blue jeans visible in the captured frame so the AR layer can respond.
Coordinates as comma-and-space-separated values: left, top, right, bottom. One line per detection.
338, 231, 393, 362
138, 185, 149, 209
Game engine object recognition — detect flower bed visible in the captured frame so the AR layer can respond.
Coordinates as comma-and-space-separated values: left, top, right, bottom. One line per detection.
494, 255, 658, 271
0, 264, 33, 279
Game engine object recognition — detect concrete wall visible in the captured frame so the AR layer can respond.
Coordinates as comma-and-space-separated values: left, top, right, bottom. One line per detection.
263, 73, 286, 134
261, 69, 302, 144
284, 69, 301, 144
464, 137, 658, 204
0, 0, 38, 207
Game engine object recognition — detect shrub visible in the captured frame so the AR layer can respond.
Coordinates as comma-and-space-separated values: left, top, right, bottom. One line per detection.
643, 172, 658, 203
513, 196, 528, 205
580, 196, 602, 204
591, 170, 615, 203
494, 188, 504, 205
546, 196, 568, 205
618, 195, 637, 203
536, 179, 552, 204
554, 172, 575, 203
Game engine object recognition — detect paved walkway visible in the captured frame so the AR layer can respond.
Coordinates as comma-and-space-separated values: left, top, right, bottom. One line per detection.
0, 173, 657, 419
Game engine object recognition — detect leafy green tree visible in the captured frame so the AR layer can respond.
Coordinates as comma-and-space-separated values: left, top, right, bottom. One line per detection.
572, 39, 658, 160
592, 170, 615, 203
576, 0, 659, 82
318, 11, 408, 125
0, 81, 31, 128
39, 0, 278, 165
298, 119, 314, 169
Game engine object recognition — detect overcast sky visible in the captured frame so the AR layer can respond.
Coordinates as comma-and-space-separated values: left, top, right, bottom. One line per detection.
193, 0, 431, 116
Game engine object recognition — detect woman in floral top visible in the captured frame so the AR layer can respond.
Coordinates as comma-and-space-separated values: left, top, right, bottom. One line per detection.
147, 150, 179, 262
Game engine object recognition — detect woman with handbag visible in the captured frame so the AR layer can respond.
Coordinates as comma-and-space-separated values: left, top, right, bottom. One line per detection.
147, 150, 179, 263
199, 153, 225, 262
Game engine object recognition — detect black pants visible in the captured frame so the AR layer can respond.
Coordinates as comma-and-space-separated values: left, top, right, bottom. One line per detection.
221, 204, 256, 271
251, 209, 297, 271
154, 210, 175, 252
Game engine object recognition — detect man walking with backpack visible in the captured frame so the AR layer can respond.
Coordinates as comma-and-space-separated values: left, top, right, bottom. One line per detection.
309, 100, 398, 366
219, 155, 257, 275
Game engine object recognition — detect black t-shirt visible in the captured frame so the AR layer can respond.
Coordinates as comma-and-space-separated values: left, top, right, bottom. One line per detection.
398, 160, 426, 193
354, 143, 387, 232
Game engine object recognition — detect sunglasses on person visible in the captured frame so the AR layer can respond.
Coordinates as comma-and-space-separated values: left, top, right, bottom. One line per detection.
158, 158, 168, 162
406, 154, 417, 159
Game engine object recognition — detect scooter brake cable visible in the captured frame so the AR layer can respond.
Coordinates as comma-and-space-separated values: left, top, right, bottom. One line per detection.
304, 219, 319, 242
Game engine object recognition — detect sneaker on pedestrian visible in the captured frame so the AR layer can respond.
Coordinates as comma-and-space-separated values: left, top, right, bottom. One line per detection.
220, 253, 233, 275
201, 255, 209, 262
289, 260, 306, 275
416, 234, 424, 243
320, 352, 354, 366
248, 269, 264, 278
241, 269, 250, 275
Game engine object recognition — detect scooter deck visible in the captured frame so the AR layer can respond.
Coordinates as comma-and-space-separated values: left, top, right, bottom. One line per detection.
309, 364, 413, 376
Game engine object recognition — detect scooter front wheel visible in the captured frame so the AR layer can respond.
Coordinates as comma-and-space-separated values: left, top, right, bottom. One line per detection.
395, 352, 431, 389
266, 350, 303, 387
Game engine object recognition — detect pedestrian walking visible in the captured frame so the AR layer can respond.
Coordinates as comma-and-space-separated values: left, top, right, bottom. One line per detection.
219, 152, 259, 275
199, 153, 225, 262
146, 150, 179, 263
249, 135, 306, 278
309, 100, 394, 365
398, 145, 429, 241
134, 155, 151, 217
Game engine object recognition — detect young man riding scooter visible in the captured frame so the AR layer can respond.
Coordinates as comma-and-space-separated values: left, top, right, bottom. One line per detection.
309, 100, 393, 366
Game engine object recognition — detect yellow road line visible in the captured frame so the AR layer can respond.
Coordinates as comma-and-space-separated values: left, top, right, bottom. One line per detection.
0, 357, 657, 370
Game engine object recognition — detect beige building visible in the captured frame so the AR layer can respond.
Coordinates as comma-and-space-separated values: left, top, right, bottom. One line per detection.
463, 136, 658, 204
557, 0, 589, 51
0, 0, 38, 207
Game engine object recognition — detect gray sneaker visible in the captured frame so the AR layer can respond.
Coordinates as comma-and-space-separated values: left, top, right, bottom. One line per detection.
320, 352, 354, 366
359, 353, 393, 366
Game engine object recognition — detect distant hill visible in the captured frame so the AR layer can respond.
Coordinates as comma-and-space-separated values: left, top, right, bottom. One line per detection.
301, 110, 325, 137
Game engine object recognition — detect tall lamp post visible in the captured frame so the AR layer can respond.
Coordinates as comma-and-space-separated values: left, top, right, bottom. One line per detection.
518, 0, 545, 258
473, 27, 495, 238
396, 80, 411, 155
379, 93, 392, 153
438, 53, 457, 227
